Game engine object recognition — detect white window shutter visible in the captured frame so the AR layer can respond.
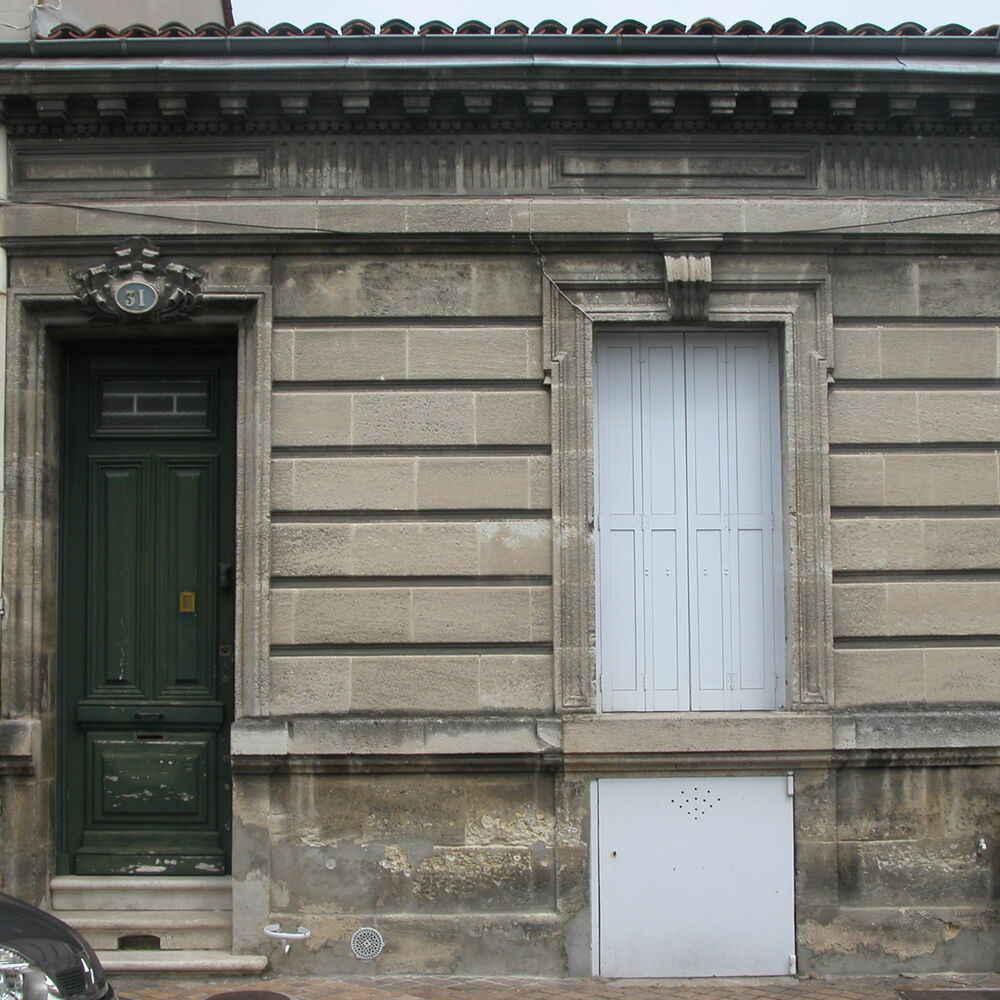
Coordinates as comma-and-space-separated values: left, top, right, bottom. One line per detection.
726, 337, 783, 709
595, 338, 645, 711
686, 339, 731, 711
595, 331, 783, 712
643, 342, 689, 711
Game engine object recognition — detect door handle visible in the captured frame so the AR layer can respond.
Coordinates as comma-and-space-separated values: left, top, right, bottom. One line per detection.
218, 563, 233, 590
134, 711, 165, 722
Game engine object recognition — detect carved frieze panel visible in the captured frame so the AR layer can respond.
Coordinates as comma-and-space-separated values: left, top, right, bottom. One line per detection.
11, 134, 1000, 199
13, 140, 271, 195
550, 141, 819, 190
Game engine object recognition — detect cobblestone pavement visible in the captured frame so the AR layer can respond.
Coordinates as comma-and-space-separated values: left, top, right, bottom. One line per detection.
113, 973, 1000, 1000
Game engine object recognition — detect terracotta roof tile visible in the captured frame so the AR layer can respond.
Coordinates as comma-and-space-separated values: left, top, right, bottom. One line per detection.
37, 17, 997, 39
155, 21, 195, 36
689, 17, 726, 34
302, 22, 339, 35
494, 19, 529, 34
191, 21, 229, 36
610, 19, 646, 34
229, 20, 267, 35
927, 22, 972, 34
647, 20, 687, 34
419, 20, 454, 34
379, 18, 414, 34
341, 19, 375, 35
768, 18, 807, 34
727, 20, 765, 34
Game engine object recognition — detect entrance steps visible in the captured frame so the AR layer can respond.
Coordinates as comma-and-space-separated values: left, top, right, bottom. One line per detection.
97, 951, 267, 974
50, 876, 267, 975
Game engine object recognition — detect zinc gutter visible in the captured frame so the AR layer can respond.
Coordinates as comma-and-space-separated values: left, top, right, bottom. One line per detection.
3, 53, 1000, 80
3, 55, 1000, 76
0, 31, 998, 61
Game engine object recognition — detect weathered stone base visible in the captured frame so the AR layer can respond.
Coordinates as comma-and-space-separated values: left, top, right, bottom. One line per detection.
800, 905, 1000, 975
265, 913, 570, 975
235, 769, 588, 976
797, 763, 1000, 975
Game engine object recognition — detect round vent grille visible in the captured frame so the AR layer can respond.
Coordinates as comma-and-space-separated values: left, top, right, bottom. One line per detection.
350, 926, 384, 961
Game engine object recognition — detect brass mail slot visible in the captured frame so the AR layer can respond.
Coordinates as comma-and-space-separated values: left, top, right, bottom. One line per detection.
178, 591, 196, 613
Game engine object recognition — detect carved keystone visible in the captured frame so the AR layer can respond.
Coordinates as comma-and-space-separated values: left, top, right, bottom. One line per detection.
73, 238, 205, 323
663, 251, 712, 322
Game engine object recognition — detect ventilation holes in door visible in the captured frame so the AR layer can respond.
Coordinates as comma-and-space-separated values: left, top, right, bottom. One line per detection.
669, 786, 722, 819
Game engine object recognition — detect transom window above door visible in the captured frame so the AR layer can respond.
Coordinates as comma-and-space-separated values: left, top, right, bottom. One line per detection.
594, 331, 784, 712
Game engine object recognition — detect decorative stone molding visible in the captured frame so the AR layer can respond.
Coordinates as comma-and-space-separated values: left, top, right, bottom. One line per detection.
663, 251, 713, 322
2, 276, 273, 903
73, 238, 205, 322
543, 252, 835, 712
2, 84, 995, 138
24, 133, 1000, 200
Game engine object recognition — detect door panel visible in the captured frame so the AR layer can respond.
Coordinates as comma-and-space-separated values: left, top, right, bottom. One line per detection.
88, 459, 145, 696
155, 458, 218, 696
60, 343, 235, 876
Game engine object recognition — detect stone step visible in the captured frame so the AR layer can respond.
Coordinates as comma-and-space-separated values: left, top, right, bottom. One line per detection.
98, 950, 267, 975
51, 876, 232, 912
55, 910, 232, 951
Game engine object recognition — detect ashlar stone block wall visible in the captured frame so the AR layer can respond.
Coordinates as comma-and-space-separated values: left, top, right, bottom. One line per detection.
830, 256, 1000, 707
268, 255, 552, 717
805, 254, 1000, 972
254, 252, 581, 972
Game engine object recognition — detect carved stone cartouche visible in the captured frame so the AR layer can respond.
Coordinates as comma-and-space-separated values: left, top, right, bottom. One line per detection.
73, 238, 204, 322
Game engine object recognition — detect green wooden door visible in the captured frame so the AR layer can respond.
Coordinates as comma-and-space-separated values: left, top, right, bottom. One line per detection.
58, 342, 236, 876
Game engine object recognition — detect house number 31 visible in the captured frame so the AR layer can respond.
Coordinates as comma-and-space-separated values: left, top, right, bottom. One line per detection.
114, 279, 159, 314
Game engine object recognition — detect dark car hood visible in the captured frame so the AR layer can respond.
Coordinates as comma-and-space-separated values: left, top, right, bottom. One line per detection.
0, 891, 101, 979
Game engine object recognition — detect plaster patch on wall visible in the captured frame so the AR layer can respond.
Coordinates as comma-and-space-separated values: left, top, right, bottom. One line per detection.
466, 806, 555, 847
800, 908, 965, 961
380, 844, 414, 877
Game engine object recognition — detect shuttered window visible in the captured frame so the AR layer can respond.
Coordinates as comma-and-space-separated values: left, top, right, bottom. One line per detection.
595, 331, 784, 711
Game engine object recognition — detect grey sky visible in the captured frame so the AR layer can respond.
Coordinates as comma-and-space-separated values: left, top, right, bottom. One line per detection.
232, 0, 995, 32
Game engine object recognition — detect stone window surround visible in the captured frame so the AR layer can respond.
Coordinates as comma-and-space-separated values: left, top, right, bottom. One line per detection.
543, 250, 835, 712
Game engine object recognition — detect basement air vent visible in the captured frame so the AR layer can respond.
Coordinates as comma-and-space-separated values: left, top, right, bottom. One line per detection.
350, 927, 384, 960
118, 935, 160, 951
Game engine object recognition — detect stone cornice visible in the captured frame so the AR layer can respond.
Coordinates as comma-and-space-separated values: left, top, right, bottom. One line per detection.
2, 62, 1000, 136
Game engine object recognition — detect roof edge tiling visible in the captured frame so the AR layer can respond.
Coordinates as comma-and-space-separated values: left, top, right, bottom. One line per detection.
39, 18, 1000, 40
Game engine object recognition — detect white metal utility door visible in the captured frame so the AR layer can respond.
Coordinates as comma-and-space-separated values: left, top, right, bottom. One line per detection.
595, 776, 795, 978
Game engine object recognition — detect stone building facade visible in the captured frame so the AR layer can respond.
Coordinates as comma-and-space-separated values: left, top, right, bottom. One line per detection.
1, 16, 1000, 978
